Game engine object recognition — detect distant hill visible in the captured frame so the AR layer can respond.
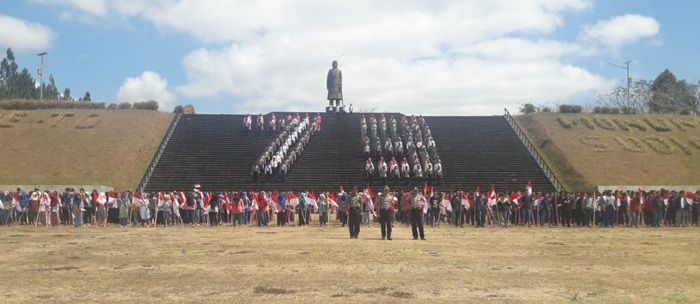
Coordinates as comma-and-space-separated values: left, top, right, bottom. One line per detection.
0, 109, 173, 190
516, 113, 700, 191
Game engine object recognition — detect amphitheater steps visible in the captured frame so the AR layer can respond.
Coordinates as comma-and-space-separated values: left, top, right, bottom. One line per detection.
144, 113, 555, 193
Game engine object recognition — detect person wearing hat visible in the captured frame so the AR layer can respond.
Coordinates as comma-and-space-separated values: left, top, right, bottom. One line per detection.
409, 187, 426, 240
348, 187, 362, 239
378, 186, 395, 240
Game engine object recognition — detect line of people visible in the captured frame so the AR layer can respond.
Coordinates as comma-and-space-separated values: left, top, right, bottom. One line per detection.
2, 186, 697, 230
251, 113, 321, 181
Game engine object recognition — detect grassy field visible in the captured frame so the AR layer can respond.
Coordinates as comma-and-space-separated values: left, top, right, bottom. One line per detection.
0, 109, 173, 190
1, 221, 699, 303
516, 113, 700, 191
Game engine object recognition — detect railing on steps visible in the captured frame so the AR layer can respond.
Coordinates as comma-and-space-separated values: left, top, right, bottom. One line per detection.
137, 113, 182, 192
503, 109, 564, 192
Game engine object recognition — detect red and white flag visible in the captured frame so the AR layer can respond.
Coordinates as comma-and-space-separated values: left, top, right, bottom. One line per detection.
286, 192, 299, 207
460, 192, 471, 208
327, 192, 339, 209
510, 193, 520, 206
305, 192, 318, 210
488, 185, 497, 206
441, 193, 452, 212
526, 180, 532, 196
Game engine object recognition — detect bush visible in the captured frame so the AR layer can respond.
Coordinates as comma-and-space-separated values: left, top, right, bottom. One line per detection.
621, 107, 637, 115
593, 117, 616, 131
559, 104, 582, 113
0, 99, 108, 110
625, 119, 647, 131
117, 102, 132, 110
133, 100, 159, 111
556, 117, 572, 129
519, 103, 537, 114
541, 106, 552, 113
107, 103, 117, 110
593, 106, 621, 114
182, 104, 195, 114
580, 117, 595, 130
173, 105, 184, 114
612, 119, 630, 131
644, 118, 672, 132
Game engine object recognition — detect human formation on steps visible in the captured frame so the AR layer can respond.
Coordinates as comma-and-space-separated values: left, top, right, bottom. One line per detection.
2, 182, 698, 240
362, 114, 443, 182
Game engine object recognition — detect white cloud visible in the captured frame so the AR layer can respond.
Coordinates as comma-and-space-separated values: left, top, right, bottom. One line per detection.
117, 71, 176, 110
582, 14, 660, 51
0, 14, 53, 52
37, 0, 638, 115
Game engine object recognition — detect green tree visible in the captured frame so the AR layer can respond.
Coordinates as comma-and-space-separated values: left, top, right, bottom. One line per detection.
649, 69, 699, 114
63, 87, 71, 100
519, 102, 537, 114
15, 68, 37, 99
82, 91, 91, 101
0, 48, 19, 98
45, 74, 59, 100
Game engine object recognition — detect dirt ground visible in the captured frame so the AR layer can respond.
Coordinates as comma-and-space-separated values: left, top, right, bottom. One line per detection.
1, 221, 699, 304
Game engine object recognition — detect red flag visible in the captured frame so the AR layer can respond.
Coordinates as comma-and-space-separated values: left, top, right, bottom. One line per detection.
203, 192, 211, 207
460, 192, 471, 208
423, 182, 429, 195
365, 184, 375, 200
687, 192, 697, 200
488, 184, 497, 206
327, 192, 339, 208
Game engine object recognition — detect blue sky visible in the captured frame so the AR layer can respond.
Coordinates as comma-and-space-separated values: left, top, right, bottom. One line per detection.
1, 1, 698, 114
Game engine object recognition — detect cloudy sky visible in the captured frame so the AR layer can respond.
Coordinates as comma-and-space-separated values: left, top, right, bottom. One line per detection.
1, 0, 697, 114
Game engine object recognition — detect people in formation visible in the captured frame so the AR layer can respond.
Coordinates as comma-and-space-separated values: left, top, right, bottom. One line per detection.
250, 113, 320, 181
362, 114, 442, 183
1, 186, 698, 238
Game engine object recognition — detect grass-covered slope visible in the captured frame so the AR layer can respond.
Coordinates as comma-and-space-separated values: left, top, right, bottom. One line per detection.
0, 109, 173, 190
516, 113, 700, 191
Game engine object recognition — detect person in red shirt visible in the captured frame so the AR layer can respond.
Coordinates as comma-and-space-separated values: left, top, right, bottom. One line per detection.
629, 193, 641, 228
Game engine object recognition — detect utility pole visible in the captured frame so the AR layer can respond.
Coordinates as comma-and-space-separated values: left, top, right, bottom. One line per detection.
609, 60, 631, 107
37, 52, 47, 102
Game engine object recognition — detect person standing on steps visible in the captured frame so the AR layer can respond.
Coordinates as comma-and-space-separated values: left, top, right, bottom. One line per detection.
348, 187, 362, 239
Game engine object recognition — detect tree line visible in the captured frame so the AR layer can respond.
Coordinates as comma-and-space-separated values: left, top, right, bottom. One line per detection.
0, 48, 91, 102
520, 69, 699, 115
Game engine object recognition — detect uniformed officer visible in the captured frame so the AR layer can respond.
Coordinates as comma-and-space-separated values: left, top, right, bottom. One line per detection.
348, 187, 362, 239
409, 187, 426, 240
378, 186, 395, 240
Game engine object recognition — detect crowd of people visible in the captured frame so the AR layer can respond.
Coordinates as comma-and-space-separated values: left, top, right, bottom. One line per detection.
249, 113, 322, 181
3, 184, 697, 238
362, 114, 442, 183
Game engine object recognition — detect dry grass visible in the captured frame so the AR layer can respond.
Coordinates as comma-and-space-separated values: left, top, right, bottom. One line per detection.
516, 113, 700, 191
0, 109, 173, 190
1, 221, 699, 303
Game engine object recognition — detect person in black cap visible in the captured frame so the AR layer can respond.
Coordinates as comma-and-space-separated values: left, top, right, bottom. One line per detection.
378, 186, 395, 240
348, 187, 362, 239
409, 187, 426, 240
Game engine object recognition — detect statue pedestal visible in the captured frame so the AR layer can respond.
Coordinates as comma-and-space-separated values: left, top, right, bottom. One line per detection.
326, 105, 346, 114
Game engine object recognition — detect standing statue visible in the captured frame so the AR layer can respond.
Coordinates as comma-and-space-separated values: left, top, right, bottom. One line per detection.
327, 60, 343, 110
